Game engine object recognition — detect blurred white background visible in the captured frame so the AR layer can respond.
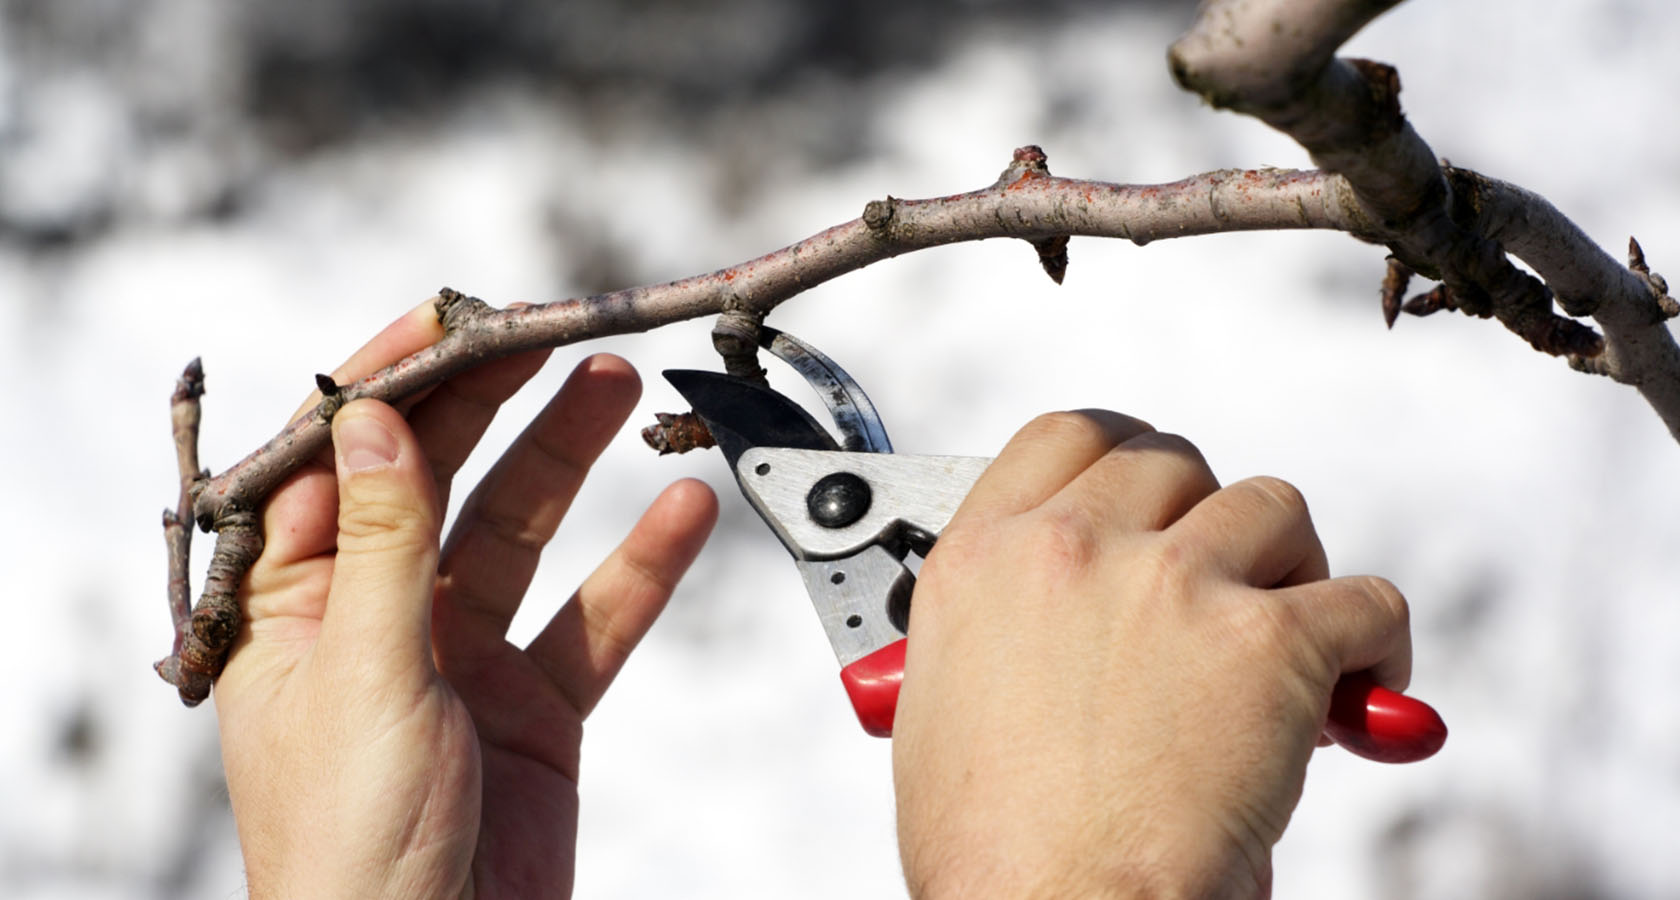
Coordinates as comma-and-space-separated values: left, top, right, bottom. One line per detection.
2, 0, 1677, 897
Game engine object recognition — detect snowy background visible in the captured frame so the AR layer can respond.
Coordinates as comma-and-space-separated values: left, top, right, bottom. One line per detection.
3, 0, 1678, 897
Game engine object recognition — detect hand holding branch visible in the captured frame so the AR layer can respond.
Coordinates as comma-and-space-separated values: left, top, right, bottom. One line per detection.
213, 308, 717, 896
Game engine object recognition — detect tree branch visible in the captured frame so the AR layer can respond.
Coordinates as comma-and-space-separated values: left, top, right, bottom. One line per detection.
155, 0, 1680, 703
154, 359, 204, 696
159, 160, 1390, 700
187, 163, 1373, 530
1168, 0, 1680, 426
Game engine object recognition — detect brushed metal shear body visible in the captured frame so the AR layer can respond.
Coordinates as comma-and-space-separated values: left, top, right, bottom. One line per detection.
664, 328, 1446, 762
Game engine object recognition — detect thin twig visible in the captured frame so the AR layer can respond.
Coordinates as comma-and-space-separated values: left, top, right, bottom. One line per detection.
641, 412, 717, 455
164, 513, 263, 706
188, 164, 1371, 533
155, 358, 205, 691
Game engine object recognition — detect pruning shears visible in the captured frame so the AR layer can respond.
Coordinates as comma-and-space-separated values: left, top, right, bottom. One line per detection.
663, 328, 1447, 763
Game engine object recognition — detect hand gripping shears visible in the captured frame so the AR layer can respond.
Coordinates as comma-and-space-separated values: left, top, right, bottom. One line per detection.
663, 329, 1447, 763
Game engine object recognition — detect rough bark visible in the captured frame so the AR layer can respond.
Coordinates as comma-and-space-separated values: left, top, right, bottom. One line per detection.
1168, 0, 1678, 412
155, 359, 204, 697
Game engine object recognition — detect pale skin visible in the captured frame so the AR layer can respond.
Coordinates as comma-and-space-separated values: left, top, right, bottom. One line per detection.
216, 304, 1412, 899
215, 301, 720, 898
893, 415, 1411, 899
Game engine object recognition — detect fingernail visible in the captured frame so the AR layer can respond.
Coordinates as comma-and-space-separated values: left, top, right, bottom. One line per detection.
337, 414, 399, 474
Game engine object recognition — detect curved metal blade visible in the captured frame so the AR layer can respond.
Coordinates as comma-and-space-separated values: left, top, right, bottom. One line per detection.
760, 326, 892, 454
663, 369, 839, 472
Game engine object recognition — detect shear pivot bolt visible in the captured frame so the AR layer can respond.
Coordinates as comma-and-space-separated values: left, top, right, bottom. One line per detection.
807, 472, 871, 528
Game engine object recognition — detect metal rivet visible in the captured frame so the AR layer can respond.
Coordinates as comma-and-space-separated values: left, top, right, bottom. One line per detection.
807, 472, 871, 528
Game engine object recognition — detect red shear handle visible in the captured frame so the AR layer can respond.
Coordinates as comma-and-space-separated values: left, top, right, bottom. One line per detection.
1323, 672, 1448, 764
842, 643, 1446, 764
839, 639, 907, 738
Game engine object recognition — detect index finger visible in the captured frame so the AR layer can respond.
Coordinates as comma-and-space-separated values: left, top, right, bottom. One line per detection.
258, 297, 450, 568
288, 296, 448, 423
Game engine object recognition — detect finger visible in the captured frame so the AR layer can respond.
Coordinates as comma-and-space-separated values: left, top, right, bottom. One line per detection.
288, 297, 448, 423
957, 410, 1155, 520
259, 298, 450, 567
1047, 430, 1221, 534
1169, 476, 1330, 588
405, 347, 552, 507
1275, 574, 1413, 692
316, 398, 443, 681
528, 479, 718, 718
251, 464, 341, 574
436, 354, 643, 638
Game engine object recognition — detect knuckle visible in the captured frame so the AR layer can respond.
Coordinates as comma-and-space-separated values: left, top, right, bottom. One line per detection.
1240, 475, 1309, 517
924, 520, 983, 565
1346, 574, 1411, 629
1126, 429, 1199, 459
917, 523, 991, 597
1018, 410, 1116, 447
1247, 595, 1307, 650
1024, 507, 1102, 580
1127, 533, 1203, 604
1124, 430, 1215, 482
1214, 592, 1315, 676
337, 493, 436, 549
475, 508, 548, 555
925, 507, 1103, 600
1013, 409, 1157, 455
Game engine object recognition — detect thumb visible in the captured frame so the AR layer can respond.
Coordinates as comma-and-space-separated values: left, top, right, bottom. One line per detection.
321, 398, 442, 677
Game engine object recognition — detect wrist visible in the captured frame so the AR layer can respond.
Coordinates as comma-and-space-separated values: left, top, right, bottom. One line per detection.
901, 820, 1268, 900
908, 860, 1234, 900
